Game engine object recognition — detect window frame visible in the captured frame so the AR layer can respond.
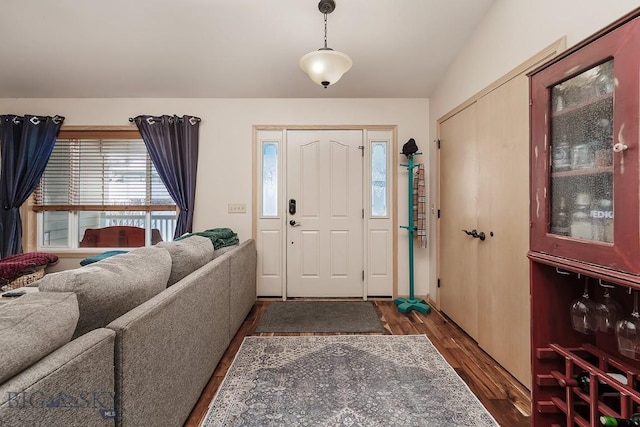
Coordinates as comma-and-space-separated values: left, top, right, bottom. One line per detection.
31, 127, 177, 252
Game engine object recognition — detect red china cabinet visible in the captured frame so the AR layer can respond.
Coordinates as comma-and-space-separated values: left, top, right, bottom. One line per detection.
528, 8, 640, 427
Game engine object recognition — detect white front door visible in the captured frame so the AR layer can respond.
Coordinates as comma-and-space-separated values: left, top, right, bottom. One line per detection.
286, 130, 363, 297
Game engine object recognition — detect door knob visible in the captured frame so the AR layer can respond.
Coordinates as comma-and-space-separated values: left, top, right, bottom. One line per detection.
289, 220, 301, 227
462, 229, 485, 241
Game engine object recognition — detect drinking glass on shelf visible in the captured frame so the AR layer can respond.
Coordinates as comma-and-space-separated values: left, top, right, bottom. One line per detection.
570, 277, 597, 334
615, 291, 640, 360
596, 284, 623, 334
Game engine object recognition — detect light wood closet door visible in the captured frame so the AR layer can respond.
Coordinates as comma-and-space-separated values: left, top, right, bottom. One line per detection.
476, 74, 531, 389
439, 103, 479, 340
437, 39, 563, 392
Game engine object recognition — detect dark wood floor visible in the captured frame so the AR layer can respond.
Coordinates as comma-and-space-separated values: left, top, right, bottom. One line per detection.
184, 300, 532, 427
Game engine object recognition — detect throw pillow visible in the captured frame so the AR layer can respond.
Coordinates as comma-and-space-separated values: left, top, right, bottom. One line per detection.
38, 246, 171, 338
157, 236, 214, 286
0, 292, 79, 383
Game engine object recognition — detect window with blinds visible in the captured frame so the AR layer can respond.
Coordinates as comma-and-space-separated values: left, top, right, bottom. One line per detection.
34, 129, 177, 249
35, 138, 173, 208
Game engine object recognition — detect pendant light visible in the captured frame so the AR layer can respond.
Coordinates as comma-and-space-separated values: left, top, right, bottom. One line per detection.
299, 0, 352, 88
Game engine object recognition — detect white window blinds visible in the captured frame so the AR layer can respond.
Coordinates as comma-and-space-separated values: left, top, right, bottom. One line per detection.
35, 136, 174, 211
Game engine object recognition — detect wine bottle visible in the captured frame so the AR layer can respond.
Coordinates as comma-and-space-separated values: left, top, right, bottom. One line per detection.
570, 193, 592, 240
551, 196, 570, 236
600, 413, 640, 426
575, 371, 628, 395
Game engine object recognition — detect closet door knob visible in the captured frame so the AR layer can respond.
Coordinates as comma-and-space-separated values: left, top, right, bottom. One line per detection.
462, 229, 485, 241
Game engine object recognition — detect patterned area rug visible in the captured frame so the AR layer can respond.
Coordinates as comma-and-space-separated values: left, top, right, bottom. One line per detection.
201, 335, 499, 427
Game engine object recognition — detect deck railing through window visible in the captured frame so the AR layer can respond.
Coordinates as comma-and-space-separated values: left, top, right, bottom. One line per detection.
103, 212, 176, 243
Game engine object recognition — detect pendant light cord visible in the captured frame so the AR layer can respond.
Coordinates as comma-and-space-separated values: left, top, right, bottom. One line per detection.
324, 13, 328, 49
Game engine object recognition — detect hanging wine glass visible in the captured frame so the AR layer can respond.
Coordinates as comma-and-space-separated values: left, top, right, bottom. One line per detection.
570, 276, 597, 334
615, 290, 640, 360
596, 283, 623, 334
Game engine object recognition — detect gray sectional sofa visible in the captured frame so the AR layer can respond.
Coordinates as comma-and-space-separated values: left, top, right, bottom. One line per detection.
0, 237, 257, 427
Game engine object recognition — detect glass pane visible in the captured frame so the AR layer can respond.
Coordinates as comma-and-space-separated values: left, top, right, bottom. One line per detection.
78, 211, 147, 247
371, 142, 388, 217
76, 210, 176, 247
42, 211, 69, 247
262, 142, 278, 217
80, 140, 147, 205
151, 210, 177, 243
151, 165, 173, 204
550, 60, 614, 243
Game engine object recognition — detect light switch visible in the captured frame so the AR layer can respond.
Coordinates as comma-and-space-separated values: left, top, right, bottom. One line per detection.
228, 203, 246, 213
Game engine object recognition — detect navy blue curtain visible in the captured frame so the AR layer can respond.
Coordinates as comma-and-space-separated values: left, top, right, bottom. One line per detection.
0, 114, 64, 257
132, 115, 200, 238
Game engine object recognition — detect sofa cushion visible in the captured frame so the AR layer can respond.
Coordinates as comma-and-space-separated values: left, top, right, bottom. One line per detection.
0, 292, 79, 383
38, 246, 171, 338
157, 236, 214, 286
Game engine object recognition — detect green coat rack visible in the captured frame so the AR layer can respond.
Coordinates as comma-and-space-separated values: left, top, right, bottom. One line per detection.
394, 152, 431, 314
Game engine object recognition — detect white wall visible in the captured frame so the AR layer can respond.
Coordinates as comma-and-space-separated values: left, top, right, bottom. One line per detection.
428, 1, 640, 301
0, 98, 430, 298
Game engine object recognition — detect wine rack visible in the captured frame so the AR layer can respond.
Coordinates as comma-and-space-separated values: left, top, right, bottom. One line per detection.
535, 344, 640, 426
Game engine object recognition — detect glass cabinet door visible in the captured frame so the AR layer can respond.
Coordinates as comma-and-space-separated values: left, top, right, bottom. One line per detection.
549, 60, 614, 243
529, 16, 640, 274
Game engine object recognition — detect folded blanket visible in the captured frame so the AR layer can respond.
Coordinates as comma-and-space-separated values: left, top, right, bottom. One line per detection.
177, 228, 239, 250
0, 252, 59, 282
80, 250, 129, 266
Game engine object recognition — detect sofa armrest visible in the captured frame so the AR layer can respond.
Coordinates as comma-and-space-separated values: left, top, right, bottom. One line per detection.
0, 328, 116, 427
107, 256, 231, 427
228, 239, 257, 338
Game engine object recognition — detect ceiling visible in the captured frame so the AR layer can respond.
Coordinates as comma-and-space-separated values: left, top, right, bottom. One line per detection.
0, 0, 495, 99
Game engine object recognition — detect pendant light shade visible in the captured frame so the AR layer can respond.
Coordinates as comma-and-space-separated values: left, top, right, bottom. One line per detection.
299, 48, 352, 88
299, 0, 352, 88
